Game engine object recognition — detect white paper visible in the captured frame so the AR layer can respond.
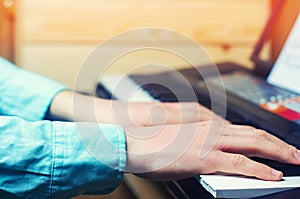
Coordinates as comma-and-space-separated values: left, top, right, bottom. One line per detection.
199, 175, 300, 198
267, 13, 300, 94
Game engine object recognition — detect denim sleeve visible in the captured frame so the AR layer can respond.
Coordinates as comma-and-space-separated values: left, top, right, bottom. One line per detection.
0, 116, 126, 199
0, 57, 67, 121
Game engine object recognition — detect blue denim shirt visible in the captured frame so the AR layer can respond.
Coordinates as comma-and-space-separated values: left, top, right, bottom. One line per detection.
0, 57, 126, 198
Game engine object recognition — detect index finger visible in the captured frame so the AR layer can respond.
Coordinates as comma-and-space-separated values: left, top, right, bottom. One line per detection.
224, 125, 298, 152
215, 151, 283, 181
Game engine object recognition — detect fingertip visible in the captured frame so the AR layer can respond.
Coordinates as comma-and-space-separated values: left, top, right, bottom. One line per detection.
257, 166, 283, 181
293, 150, 300, 163
270, 169, 283, 181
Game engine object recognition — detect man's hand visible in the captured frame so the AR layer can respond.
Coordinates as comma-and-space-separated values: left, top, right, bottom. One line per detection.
47, 91, 224, 126
125, 122, 300, 181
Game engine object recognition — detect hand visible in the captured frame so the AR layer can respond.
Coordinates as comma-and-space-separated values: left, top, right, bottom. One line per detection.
48, 91, 225, 126
125, 122, 300, 181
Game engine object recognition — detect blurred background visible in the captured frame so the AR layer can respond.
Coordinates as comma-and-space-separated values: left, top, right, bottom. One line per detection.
0, 0, 292, 198
1, 0, 272, 89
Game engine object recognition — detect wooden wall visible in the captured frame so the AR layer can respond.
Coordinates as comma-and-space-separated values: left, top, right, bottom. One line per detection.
0, 0, 15, 62
15, 0, 270, 90
270, 0, 300, 61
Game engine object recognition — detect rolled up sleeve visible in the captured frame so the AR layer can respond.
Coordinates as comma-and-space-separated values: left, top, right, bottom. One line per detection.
0, 116, 126, 199
0, 57, 67, 121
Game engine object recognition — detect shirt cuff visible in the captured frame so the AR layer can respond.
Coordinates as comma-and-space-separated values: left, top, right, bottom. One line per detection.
50, 122, 126, 198
0, 57, 67, 121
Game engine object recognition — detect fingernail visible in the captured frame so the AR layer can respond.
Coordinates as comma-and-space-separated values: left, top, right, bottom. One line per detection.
294, 150, 300, 161
271, 169, 282, 178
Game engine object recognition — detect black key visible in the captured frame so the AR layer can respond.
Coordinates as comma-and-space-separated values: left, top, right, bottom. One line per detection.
225, 109, 249, 125
96, 83, 116, 99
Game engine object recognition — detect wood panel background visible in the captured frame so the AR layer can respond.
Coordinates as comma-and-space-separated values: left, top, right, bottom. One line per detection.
15, 0, 270, 90
0, 0, 15, 62
270, 0, 300, 60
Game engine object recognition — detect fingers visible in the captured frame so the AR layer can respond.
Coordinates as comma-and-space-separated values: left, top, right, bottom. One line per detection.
217, 134, 300, 165
213, 151, 283, 181
224, 125, 290, 147
216, 125, 300, 164
205, 123, 300, 180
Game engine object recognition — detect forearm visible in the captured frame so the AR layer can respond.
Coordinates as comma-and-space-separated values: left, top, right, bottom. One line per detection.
45, 90, 76, 121
46, 90, 116, 123
47, 90, 221, 127
0, 116, 126, 198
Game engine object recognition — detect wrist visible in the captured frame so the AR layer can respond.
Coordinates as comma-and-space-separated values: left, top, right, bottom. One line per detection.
47, 90, 74, 121
124, 125, 180, 174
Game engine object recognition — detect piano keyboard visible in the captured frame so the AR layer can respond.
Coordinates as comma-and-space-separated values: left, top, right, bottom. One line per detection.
97, 73, 255, 123
97, 74, 251, 125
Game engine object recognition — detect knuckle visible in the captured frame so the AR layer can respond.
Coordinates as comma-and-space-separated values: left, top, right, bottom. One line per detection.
288, 144, 297, 153
231, 154, 247, 168
242, 125, 256, 131
256, 130, 269, 139
217, 135, 229, 149
274, 145, 285, 156
201, 120, 215, 127
249, 134, 261, 144
205, 152, 222, 172
247, 126, 257, 132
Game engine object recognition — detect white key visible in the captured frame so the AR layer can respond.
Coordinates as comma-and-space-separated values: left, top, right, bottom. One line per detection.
100, 75, 157, 102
